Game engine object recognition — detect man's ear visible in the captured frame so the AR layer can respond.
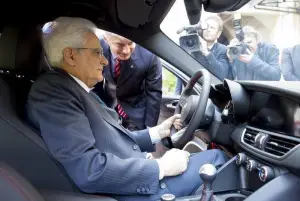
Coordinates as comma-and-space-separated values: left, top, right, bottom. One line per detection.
63, 47, 77, 67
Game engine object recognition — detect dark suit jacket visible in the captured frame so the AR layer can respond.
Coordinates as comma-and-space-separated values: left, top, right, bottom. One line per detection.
281, 44, 300, 81
192, 43, 230, 80
93, 40, 162, 129
26, 69, 160, 195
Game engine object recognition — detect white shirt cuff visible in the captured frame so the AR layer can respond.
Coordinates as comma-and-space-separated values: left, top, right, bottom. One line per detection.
156, 159, 164, 180
148, 127, 161, 144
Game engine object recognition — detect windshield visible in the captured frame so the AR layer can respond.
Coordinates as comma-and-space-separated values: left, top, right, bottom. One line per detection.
160, 0, 300, 84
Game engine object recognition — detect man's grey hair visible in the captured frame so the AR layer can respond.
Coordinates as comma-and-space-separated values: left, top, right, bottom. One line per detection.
43, 17, 98, 67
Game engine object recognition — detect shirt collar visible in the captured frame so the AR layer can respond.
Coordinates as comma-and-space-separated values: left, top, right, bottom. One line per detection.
110, 49, 118, 61
207, 42, 216, 51
69, 74, 93, 93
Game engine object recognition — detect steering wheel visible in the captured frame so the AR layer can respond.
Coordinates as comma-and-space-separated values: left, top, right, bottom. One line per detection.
163, 69, 211, 149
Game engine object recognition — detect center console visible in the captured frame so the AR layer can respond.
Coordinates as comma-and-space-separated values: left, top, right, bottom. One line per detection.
160, 152, 300, 201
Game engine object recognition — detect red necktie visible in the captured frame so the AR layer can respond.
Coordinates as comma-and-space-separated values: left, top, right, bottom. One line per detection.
114, 59, 128, 119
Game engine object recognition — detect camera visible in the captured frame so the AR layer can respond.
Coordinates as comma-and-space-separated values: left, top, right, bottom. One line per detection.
179, 33, 201, 54
228, 14, 248, 60
178, 22, 207, 54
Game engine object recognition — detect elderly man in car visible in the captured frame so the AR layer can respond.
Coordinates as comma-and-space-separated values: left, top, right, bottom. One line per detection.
27, 17, 227, 201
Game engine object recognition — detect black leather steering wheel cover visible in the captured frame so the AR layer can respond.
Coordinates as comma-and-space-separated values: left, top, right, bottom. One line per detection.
172, 69, 211, 149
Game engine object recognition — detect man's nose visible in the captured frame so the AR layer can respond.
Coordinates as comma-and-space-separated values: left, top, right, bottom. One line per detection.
100, 56, 109, 66
122, 45, 130, 54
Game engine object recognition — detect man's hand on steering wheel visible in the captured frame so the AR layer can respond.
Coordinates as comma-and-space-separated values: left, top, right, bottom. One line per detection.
149, 114, 182, 140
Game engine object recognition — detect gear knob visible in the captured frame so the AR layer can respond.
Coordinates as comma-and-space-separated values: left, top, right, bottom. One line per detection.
199, 164, 217, 191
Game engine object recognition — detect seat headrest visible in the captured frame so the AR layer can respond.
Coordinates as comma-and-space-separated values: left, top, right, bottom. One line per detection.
0, 25, 47, 80
0, 27, 19, 70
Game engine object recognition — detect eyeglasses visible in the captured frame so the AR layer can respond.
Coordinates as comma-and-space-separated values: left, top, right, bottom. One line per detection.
74, 47, 104, 57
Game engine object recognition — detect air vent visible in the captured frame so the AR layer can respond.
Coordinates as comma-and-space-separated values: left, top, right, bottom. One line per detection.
265, 135, 300, 157
243, 128, 259, 146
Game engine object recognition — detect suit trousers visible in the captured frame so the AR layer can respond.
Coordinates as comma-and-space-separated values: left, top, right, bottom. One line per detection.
112, 149, 228, 201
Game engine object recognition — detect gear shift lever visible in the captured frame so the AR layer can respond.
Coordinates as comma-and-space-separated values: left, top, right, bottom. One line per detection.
199, 164, 217, 201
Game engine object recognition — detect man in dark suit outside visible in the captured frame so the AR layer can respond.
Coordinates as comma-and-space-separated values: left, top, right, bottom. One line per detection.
93, 32, 162, 131
27, 17, 227, 201
281, 44, 300, 81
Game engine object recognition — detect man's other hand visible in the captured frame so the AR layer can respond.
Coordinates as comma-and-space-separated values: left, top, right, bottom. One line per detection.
149, 114, 181, 140
156, 149, 190, 179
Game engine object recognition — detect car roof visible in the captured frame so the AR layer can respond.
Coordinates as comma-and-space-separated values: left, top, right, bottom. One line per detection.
0, 1, 173, 43
1, 0, 250, 43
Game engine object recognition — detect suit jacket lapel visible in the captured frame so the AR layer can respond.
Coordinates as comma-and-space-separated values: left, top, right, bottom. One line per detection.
117, 50, 138, 85
89, 93, 138, 142
53, 68, 135, 141
89, 95, 129, 133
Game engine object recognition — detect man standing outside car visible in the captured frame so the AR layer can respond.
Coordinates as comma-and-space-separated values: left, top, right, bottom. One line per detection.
175, 15, 230, 95
93, 32, 162, 131
281, 44, 300, 81
227, 26, 281, 81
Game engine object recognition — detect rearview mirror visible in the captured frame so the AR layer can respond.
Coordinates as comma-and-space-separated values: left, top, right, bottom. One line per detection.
184, 0, 251, 25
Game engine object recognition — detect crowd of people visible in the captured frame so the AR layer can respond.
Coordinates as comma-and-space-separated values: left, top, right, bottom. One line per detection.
175, 15, 300, 95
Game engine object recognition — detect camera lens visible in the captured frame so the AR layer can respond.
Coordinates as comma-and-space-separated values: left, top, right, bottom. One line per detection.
231, 47, 239, 54
229, 46, 242, 59
185, 39, 195, 48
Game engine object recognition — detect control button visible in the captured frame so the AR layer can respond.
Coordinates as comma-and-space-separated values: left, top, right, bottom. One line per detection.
246, 160, 257, 172
137, 187, 141, 193
259, 166, 275, 182
236, 153, 247, 165
133, 144, 138, 150
160, 182, 166, 189
141, 187, 145, 192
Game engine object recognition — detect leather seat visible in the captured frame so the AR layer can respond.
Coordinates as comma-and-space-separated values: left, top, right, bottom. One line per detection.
0, 162, 45, 201
0, 25, 78, 192
0, 162, 117, 201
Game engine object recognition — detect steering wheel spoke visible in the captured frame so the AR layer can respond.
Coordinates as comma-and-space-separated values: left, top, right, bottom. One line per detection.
171, 127, 187, 143
178, 99, 187, 108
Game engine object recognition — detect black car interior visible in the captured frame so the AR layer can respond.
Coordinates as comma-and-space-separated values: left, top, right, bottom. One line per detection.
0, 0, 300, 201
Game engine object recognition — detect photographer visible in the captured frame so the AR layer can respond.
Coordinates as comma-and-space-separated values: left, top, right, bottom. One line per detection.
227, 26, 281, 81
175, 16, 230, 95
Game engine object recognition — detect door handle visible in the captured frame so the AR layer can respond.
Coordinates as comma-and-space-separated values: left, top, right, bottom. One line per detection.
165, 100, 179, 109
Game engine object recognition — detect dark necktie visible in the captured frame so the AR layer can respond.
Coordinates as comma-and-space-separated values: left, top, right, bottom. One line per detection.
114, 59, 128, 119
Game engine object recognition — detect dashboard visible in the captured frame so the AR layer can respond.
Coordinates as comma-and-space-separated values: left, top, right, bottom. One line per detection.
248, 92, 300, 137
210, 80, 300, 171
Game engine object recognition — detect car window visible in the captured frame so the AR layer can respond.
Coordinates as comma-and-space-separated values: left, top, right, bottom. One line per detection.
162, 67, 178, 95
160, 0, 300, 82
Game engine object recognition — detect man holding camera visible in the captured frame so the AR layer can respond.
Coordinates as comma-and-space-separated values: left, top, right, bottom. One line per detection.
227, 26, 281, 81
175, 15, 230, 95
